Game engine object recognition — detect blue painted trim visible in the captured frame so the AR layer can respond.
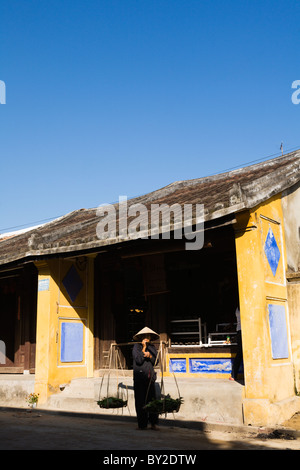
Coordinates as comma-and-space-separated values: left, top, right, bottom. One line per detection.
264, 227, 281, 276
268, 304, 289, 359
189, 358, 232, 374
169, 358, 186, 373
60, 322, 83, 363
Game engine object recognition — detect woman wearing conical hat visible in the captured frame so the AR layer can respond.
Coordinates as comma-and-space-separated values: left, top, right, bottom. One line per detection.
132, 327, 160, 430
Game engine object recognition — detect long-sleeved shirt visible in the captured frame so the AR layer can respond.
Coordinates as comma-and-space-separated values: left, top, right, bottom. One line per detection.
132, 343, 158, 382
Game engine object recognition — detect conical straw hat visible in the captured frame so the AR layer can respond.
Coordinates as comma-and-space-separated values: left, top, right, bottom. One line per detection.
133, 326, 159, 341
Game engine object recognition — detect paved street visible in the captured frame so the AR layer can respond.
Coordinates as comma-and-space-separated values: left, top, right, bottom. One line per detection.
0, 408, 299, 454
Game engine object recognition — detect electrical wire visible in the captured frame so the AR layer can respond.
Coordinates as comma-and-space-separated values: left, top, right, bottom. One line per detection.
1, 145, 299, 234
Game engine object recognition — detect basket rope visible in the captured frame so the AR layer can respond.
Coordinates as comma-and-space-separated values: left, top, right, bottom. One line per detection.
98, 343, 130, 414
145, 341, 181, 416
98, 340, 182, 416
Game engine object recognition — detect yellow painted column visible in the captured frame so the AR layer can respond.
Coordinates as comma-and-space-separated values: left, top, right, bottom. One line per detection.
234, 195, 298, 425
87, 256, 95, 378
34, 261, 53, 403
34, 256, 95, 404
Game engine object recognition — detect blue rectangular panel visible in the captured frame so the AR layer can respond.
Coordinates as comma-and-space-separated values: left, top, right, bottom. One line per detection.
189, 358, 232, 374
268, 304, 289, 359
60, 322, 83, 363
38, 279, 49, 291
169, 358, 186, 373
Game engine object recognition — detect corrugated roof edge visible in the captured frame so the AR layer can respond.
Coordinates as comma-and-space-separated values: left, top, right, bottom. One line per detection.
0, 150, 299, 267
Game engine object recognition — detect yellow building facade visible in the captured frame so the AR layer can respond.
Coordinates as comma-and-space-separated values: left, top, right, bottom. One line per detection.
235, 195, 298, 425
162, 192, 300, 425
31, 192, 300, 426
34, 257, 95, 404
0, 151, 299, 427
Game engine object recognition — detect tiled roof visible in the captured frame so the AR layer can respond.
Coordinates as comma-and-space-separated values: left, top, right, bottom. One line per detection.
0, 150, 299, 266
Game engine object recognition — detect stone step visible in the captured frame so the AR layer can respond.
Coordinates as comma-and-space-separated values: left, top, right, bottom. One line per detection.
44, 376, 244, 425
0, 374, 35, 408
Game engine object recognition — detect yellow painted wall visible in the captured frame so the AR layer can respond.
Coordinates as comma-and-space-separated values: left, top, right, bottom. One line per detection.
235, 195, 300, 425
34, 256, 94, 404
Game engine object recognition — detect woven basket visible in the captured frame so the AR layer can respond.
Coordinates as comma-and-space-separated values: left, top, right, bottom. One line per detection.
143, 395, 183, 414
97, 397, 127, 409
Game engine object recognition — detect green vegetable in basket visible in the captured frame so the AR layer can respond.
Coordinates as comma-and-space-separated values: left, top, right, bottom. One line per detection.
97, 397, 127, 409
143, 395, 183, 414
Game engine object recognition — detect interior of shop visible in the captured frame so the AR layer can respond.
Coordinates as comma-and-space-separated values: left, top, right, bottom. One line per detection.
94, 224, 240, 370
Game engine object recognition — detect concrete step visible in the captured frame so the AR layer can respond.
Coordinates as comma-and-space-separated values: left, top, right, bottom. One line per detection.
0, 374, 35, 408
44, 375, 244, 425
45, 376, 136, 416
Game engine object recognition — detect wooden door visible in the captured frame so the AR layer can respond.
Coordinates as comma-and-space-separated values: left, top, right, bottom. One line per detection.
0, 266, 37, 373
0, 277, 20, 371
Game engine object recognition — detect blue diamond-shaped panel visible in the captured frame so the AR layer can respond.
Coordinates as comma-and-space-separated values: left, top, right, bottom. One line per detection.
62, 265, 83, 302
264, 227, 281, 277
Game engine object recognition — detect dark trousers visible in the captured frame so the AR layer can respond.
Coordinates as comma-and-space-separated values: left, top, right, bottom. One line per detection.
232, 330, 243, 379
134, 379, 159, 429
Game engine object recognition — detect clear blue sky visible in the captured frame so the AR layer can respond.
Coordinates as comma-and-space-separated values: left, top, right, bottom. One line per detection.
1, 0, 300, 233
